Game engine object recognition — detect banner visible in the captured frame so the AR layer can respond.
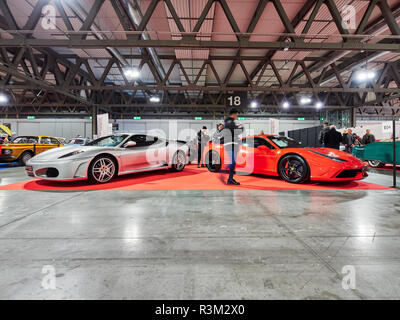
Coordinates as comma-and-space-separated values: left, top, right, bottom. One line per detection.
269, 118, 280, 135
97, 113, 110, 138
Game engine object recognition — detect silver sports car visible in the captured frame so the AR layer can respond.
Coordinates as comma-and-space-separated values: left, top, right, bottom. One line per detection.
25, 134, 188, 184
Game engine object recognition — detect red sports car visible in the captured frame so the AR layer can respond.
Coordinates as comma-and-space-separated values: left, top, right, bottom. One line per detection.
203, 135, 368, 184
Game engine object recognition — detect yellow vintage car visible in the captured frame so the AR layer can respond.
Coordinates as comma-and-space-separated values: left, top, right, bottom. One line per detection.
0, 135, 64, 165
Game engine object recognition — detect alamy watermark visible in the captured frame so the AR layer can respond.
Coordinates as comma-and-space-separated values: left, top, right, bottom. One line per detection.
341, 265, 356, 290
41, 265, 56, 290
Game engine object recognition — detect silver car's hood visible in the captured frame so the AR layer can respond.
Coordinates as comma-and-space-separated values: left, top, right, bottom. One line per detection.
31, 145, 118, 161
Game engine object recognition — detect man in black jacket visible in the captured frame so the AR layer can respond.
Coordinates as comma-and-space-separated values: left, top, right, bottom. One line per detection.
318, 121, 330, 146
222, 108, 244, 185
197, 126, 209, 168
361, 129, 376, 145
324, 125, 342, 150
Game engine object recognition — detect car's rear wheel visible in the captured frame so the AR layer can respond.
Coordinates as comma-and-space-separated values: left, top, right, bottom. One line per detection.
19, 151, 33, 166
278, 154, 310, 184
205, 151, 221, 172
88, 156, 117, 184
171, 151, 186, 172
368, 160, 385, 168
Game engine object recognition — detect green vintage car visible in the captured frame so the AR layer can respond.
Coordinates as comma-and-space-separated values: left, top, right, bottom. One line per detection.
353, 140, 400, 168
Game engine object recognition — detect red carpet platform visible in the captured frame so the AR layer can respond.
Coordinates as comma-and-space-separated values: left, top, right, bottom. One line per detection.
0, 165, 390, 191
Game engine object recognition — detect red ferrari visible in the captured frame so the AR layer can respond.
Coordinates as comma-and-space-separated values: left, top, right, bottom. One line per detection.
203, 135, 368, 184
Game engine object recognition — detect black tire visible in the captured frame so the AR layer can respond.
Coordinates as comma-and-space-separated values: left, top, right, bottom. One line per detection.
368, 160, 385, 168
19, 151, 33, 166
171, 150, 186, 172
88, 155, 117, 184
205, 150, 222, 172
278, 154, 310, 184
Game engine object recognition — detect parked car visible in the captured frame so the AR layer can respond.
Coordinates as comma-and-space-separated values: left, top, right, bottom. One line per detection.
203, 134, 368, 183
67, 138, 91, 146
0, 135, 64, 165
26, 134, 189, 184
353, 139, 400, 168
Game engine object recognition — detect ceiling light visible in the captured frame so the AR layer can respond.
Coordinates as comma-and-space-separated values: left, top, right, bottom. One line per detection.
0, 93, 8, 104
149, 96, 160, 103
250, 101, 258, 108
315, 101, 323, 109
355, 69, 375, 82
124, 67, 140, 80
282, 101, 290, 109
300, 97, 312, 105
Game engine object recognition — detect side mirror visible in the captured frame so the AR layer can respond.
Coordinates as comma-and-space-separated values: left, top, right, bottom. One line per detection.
124, 141, 137, 148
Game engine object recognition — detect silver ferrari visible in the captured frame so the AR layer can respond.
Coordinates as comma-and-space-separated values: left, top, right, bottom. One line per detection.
25, 134, 189, 184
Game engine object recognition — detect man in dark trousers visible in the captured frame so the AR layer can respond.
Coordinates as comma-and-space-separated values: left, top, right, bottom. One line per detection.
324, 125, 342, 150
197, 126, 209, 167
223, 108, 244, 185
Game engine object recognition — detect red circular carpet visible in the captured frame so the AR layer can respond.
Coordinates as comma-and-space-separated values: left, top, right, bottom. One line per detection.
0, 165, 390, 191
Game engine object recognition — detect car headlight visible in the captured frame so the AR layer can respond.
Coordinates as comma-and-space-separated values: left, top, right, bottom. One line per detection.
309, 150, 347, 163
58, 150, 84, 159
2, 149, 12, 155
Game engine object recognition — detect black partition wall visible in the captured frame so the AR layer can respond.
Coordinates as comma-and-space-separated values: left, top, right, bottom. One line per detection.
280, 126, 323, 148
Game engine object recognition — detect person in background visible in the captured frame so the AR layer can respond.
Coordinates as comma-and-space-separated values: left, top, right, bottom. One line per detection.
343, 128, 356, 153
362, 129, 376, 145
260, 130, 265, 135
197, 126, 210, 168
223, 108, 244, 185
212, 123, 224, 144
2, 135, 10, 144
324, 125, 342, 150
318, 121, 330, 147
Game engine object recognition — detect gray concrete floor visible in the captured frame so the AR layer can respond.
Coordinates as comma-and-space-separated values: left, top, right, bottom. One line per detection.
0, 166, 399, 299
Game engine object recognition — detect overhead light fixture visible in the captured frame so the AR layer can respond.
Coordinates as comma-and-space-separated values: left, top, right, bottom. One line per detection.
300, 97, 312, 105
124, 67, 140, 80
283, 41, 290, 51
250, 101, 258, 108
282, 101, 290, 109
315, 101, 323, 109
0, 93, 8, 104
355, 69, 376, 82
149, 96, 160, 103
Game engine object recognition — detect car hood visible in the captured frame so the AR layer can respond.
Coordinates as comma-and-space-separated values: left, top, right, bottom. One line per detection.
306, 147, 361, 161
31, 145, 117, 161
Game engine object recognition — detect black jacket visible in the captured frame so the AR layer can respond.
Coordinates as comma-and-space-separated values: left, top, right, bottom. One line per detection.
361, 134, 376, 145
324, 128, 342, 149
197, 130, 209, 146
223, 117, 244, 150
318, 126, 330, 145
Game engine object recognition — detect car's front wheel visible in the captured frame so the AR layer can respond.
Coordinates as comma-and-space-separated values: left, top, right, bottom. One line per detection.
278, 154, 310, 184
19, 151, 33, 166
368, 160, 385, 168
88, 156, 117, 184
205, 151, 221, 172
171, 151, 186, 172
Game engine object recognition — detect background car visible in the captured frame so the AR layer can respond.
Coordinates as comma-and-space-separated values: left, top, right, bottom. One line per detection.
353, 139, 400, 168
0, 135, 64, 165
26, 134, 189, 184
67, 138, 91, 146
203, 135, 368, 184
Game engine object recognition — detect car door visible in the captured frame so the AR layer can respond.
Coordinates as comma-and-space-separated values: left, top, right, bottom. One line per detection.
253, 137, 277, 174
120, 135, 159, 172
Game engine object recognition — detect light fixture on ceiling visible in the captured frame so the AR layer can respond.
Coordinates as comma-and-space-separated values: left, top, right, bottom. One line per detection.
124, 67, 140, 80
282, 101, 290, 109
0, 93, 8, 104
300, 96, 312, 105
250, 101, 258, 108
149, 96, 160, 103
355, 69, 376, 82
315, 101, 323, 109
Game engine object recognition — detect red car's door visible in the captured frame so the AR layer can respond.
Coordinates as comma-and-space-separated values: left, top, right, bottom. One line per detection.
252, 137, 278, 174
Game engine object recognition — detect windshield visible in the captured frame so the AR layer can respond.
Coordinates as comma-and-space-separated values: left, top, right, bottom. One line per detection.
270, 136, 303, 149
87, 135, 128, 147
12, 136, 39, 144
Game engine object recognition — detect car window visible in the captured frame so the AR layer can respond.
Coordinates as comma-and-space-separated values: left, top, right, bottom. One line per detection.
254, 137, 275, 149
13, 136, 39, 144
41, 137, 51, 144
270, 136, 302, 149
87, 135, 128, 147
50, 138, 60, 145
127, 135, 158, 147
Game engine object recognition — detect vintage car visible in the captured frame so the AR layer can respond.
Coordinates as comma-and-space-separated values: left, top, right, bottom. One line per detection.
203, 135, 368, 184
0, 135, 64, 165
353, 139, 400, 168
26, 134, 189, 184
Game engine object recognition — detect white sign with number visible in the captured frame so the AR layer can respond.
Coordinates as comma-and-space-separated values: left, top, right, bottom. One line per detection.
382, 121, 393, 134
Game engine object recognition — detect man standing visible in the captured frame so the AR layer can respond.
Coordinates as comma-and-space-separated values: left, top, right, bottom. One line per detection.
212, 123, 224, 144
362, 129, 376, 145
318, 121, 330, 147
197, 126, 209, 168
223, 108, 244, 185
343, 128, 356, 153
324, 125, 342, 150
